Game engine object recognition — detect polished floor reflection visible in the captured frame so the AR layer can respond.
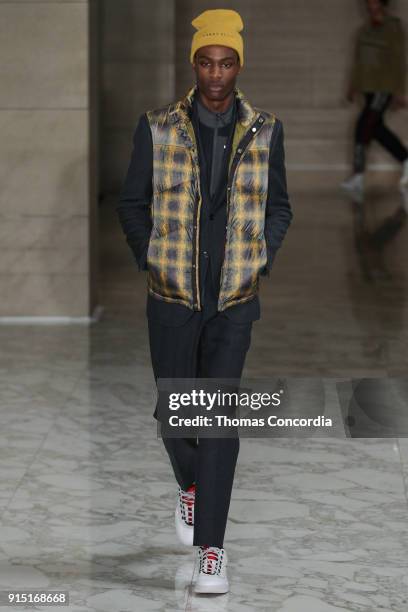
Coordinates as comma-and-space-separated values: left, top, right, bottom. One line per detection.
1, 173, 408, 611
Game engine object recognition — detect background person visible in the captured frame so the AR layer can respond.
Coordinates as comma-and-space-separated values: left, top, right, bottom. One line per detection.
341, 0, 408, 209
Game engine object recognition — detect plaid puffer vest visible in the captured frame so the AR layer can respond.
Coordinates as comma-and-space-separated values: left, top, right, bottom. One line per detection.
145, 85, 276, 312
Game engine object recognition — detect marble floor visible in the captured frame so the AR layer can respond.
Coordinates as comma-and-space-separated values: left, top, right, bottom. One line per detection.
1, 171, 408, 611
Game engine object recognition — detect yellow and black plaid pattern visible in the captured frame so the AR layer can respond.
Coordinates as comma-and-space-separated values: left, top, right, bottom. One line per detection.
146, 104, 198, 306
218, 117, 275, 310
145, 86, 276, 311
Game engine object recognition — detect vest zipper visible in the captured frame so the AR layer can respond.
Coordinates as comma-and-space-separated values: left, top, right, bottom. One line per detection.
193, 188, 202, 310
218, 182, 232, 311
189, 140, 202, 311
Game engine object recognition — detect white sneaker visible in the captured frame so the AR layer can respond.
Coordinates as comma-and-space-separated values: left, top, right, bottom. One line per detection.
340, 173, 364, 203
195, 546, 229, 594
400, 158, 408, 189
175, 484, 195, 546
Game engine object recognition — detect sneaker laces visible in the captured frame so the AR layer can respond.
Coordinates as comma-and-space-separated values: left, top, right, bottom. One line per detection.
199, 545, 224, 575
179, 484, 195, 526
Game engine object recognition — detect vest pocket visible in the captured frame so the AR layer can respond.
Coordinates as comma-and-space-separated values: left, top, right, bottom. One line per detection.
146, 218, 190, 298
147, 219, 181, 267
235, 225, 268, 275
146, 221, 191, 303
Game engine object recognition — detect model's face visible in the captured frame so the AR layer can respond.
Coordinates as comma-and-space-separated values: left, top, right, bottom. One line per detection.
192, 45, 240, 103
365, 0, 385, 23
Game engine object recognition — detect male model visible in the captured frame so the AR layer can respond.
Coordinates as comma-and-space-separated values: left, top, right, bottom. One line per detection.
341, 0, 408, 208
117, 8, 292, 594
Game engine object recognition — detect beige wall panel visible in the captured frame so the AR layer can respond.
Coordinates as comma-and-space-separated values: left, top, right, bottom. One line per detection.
0, 2, 88, 108
0, 110, 88, 218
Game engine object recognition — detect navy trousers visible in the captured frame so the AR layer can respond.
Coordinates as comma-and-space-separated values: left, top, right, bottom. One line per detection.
147, 273, 253, 547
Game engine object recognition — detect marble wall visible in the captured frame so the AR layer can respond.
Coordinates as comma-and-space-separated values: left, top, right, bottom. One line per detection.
0, 0, 99, 317
100, 0, 175, 194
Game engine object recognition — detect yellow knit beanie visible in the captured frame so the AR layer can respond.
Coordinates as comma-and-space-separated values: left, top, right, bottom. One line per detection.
190, 9, 244, 66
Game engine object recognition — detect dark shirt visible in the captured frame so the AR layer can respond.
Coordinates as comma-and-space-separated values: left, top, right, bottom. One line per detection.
196, 95, 235, 198
117, 91, 293, 325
